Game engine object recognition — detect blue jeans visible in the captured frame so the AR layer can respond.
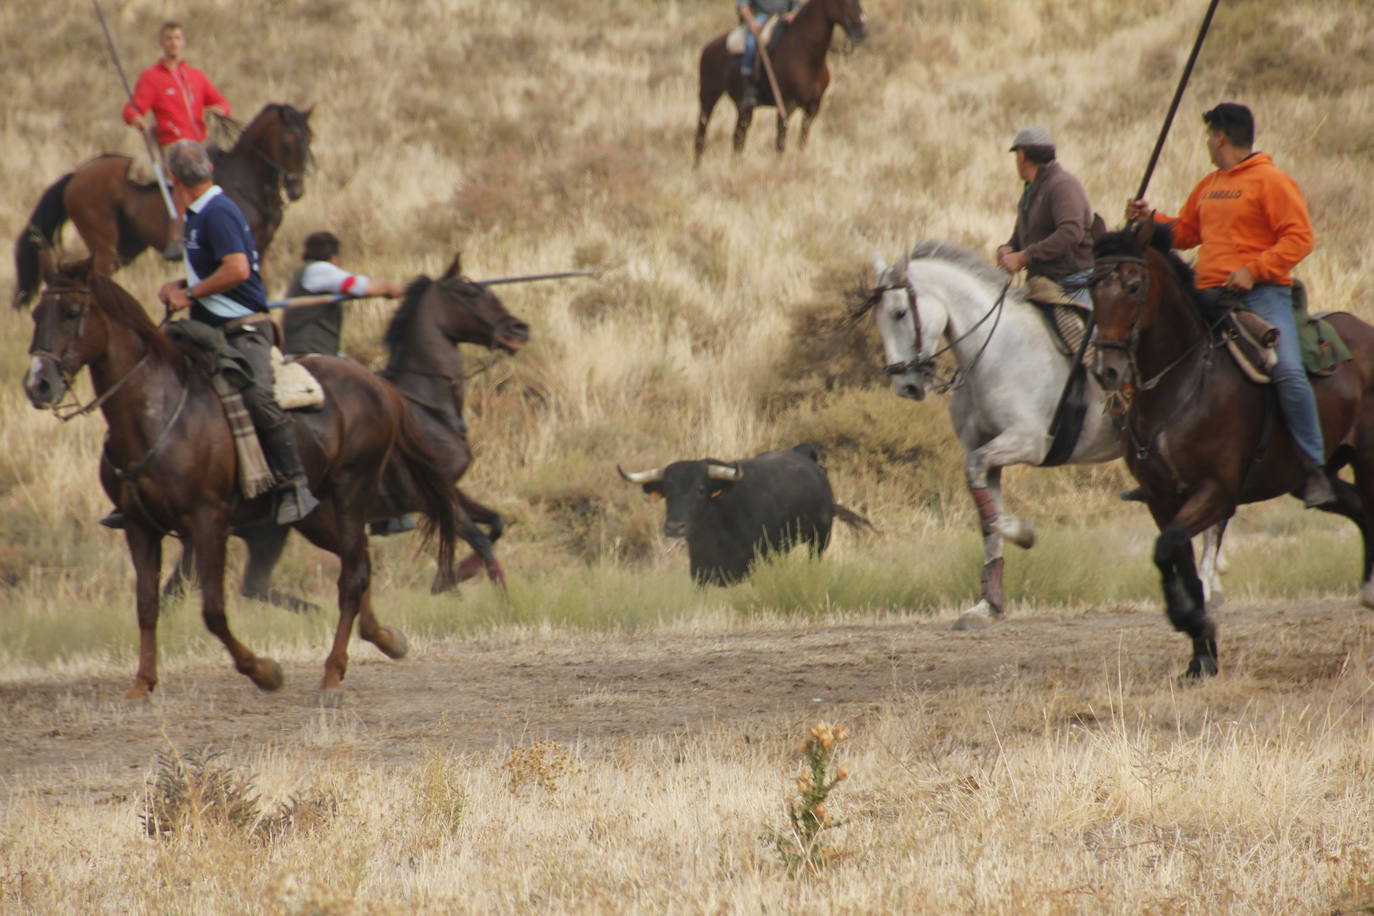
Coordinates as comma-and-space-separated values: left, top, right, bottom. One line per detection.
1239, 283, 1326, 467
740, 11, 766, 75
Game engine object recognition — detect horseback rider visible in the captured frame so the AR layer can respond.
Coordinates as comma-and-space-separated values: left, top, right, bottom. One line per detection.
735, 0, 799, 107
101, 142, 319, 530
1126, 102, 1335, 508
996, 125, 1095, 308
121, 21, 230, 148
281, 231, 404, 358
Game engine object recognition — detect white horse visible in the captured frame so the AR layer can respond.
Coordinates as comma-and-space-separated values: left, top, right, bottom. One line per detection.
862, 241, 1225, 628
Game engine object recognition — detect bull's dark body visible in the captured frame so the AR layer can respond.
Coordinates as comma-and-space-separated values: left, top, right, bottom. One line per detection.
646, 444, 838, 585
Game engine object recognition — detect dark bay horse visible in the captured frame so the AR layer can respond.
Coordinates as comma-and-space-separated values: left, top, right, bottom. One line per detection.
1090, 221, 1374, 677
167, 255, 530, 611
13, 103, 313, 309
23, 261, 457, 701
694, 0, 866, 164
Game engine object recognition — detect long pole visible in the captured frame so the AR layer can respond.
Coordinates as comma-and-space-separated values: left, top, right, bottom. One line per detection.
755, 29, 788, 130
267, 270, 596, 310
92, 0, 178, 222
1133, 0, 1223, 200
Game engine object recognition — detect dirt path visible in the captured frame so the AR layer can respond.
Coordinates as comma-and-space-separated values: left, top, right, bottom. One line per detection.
3, 598, 1371, 802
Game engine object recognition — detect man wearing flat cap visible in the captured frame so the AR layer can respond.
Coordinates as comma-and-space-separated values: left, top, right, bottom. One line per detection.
996, 125, 1096, 308
1127, 102, 1332, 508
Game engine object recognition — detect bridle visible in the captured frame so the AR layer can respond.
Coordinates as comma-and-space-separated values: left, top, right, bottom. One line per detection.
859, 274, 1010, 394
215, 110, 314, 188
29, 284, 189, 487
1089, 253, 1215, 392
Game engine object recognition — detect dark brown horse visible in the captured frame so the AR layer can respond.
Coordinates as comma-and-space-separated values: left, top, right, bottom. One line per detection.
13, 104, 314, 309
167, 255, 530, 612
22, 260, 457, 702
1090, 221, 1374, 678
694, 0, 866, 164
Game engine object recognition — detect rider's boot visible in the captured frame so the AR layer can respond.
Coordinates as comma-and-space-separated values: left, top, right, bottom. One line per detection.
99, 508, 126, 529
1301, 459, 1337, 509
1118, 486, 1147, 503
739, 74, 758, 110
259, 419, 320, 525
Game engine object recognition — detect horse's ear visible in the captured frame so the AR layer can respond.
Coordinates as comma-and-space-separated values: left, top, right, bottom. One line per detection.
1133, 217, 1155, 251
301, 104, 314, 121
1091, 212, 1107, 243
443, 253, 462, 278
872, 254, 888, 275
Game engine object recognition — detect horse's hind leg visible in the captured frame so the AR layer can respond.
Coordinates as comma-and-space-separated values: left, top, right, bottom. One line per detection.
239, 525, 319, 613
696, 94, 721, 166
124, 522, 164, 699
191, 516, 284, 692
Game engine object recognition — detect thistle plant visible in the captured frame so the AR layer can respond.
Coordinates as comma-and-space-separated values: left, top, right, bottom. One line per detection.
768, 720, 851, 875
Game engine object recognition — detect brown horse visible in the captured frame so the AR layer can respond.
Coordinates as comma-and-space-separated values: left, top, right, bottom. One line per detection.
694, 0, 866, 164
1090, 221, 1374, 678
22, 260, 457, 702
166, 255, 530, 612
13, 104, 314, 309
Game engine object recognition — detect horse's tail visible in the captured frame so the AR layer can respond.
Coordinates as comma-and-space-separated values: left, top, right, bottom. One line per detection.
388, 390, 458, 564
13, 172, 73, 309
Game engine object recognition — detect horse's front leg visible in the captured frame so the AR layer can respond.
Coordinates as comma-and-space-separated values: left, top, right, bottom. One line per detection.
1196, 519, 1229, 610
124, 522, 163, 699
192, 514, 283, 692
732, 101, 755, 153
955, 465, 1008, 631
799, 100, 822, 149
1151, 483, 1230, 679
774, 106, 789, 153
965, 431, 1042, 550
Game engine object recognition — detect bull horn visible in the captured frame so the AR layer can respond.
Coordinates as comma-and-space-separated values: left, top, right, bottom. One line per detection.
707, 462, 743, 482
618, 465, 664, 484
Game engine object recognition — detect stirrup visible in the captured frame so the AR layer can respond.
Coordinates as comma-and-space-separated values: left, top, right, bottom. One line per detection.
1301, 470, 1336, 509
275, 481, 320, 525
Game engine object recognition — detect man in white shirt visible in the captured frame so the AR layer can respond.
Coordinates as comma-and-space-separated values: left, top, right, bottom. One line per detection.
281, 231, 404, 356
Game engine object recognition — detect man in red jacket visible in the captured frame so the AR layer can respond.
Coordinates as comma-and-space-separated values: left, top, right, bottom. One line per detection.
122, 21, 230, 147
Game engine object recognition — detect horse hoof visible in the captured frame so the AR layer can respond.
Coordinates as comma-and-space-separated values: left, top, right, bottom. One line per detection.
455, 553, 485, 583
953, 603, 999, 631
1180, 657, 1218, 681
124, 682, 154, 701
376, 627, 409, 660
317, 688, 345, 709
252, 659, 285, 692
487, 559, 508, 590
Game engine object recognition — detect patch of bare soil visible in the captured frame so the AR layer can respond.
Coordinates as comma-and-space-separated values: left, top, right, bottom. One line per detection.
2, 599, 1371, 803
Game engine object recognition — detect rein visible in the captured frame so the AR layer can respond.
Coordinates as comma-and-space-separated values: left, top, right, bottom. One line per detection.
39, 352, 153, 422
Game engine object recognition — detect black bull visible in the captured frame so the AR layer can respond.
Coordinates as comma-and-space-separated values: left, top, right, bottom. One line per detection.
619, 444, 871, 585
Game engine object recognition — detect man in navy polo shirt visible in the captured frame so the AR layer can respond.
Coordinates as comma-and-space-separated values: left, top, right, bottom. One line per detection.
105, 140, 318, 528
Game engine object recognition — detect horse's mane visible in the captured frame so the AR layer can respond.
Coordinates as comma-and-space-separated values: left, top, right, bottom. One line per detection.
55, 264, 185, 366
384, 275, 434, 363
896, 240, 1012, 290
1093, 222, 1197, 294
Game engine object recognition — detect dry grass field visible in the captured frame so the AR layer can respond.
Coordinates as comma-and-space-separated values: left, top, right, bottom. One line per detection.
2, 0, 1374, 911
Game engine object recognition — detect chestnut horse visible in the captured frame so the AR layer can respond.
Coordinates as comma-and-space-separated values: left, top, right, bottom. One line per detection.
165, 256, 530, 612
13, 103, 313, 309
23, 261, 457, 702
694, 0, 866, 164
1090, 221, 1374, 678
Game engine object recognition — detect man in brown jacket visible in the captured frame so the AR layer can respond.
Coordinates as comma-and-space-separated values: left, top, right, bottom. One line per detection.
995, 125, 1095, 307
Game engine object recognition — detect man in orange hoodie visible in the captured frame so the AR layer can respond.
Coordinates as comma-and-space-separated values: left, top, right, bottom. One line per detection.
122, 21, 230, 148
1127, 102, 1333, 508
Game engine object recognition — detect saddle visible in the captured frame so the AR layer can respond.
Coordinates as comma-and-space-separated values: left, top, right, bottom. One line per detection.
1200, 281, 1352, 383
726, 16, 783, 56
165, 319, 326, 499
1026, 276, 1093, 367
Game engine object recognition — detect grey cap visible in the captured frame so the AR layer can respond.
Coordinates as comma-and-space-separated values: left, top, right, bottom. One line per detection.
1009, 125, 1054, 150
